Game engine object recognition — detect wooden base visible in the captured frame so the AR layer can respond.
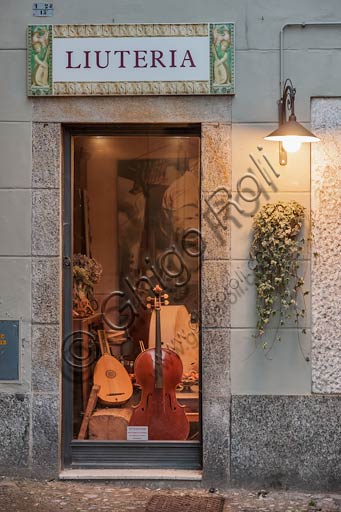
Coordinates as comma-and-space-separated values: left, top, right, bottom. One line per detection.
88, 408, 198, 440
89, 408, 132, 440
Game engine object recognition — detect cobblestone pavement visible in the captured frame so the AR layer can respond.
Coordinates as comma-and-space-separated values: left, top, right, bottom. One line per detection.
0, 477, 340, 512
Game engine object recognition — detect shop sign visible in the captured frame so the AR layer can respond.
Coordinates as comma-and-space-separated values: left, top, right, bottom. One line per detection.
27, 23, 235, 96
0, 320, 20, 381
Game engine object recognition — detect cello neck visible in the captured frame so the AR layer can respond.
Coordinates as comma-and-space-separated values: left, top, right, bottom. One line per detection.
146, 284, 169, 389
155, 308, 163, 389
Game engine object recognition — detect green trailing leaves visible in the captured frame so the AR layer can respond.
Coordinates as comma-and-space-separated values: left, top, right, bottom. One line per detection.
250, 200, 307, 344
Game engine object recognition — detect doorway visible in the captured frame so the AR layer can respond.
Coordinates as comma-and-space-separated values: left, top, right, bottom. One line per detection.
62, 125, 202, 469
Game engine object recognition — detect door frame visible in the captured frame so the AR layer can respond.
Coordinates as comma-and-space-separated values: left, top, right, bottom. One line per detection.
62, 123, 202, 470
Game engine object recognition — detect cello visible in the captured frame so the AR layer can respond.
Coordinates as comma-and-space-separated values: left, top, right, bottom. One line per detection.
129, 285, 189, 440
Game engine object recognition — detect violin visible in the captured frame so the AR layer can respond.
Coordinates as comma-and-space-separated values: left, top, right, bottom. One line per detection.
129, 285, 189, 440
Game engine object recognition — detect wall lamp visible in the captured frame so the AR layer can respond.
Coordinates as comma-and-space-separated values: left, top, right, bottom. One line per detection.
264, 78, 320, 165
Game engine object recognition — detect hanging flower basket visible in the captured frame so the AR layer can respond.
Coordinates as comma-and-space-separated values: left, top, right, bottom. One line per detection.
250, 200, 309, 349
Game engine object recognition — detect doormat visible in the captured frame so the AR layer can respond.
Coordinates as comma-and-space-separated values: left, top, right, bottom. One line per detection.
145, 495, 225, 512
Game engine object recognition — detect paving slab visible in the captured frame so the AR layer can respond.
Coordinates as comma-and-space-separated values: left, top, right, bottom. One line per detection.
0, 477, 340, 512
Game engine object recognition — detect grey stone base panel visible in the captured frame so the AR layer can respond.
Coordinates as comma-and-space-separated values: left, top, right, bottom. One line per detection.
231, 395, 341, 491
0, 392, 59, 479
0, 394, 30, 471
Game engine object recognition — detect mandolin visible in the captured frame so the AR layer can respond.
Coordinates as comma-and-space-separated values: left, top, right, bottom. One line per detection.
129, 285, 189, 440
93, 330, 133, 406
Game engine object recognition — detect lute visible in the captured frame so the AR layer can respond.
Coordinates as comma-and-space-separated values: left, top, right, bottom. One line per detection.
93, 330, 133, 406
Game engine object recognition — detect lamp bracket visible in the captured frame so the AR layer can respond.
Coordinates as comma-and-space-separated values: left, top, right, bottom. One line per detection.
279, 78, 296, 125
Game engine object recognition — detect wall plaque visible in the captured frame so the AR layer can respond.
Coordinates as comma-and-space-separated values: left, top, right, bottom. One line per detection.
0, 320, 20, 381
27, 23, 235, 96
32, 3, 54, 17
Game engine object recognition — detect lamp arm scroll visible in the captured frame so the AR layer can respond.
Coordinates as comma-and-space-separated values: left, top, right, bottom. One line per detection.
279, 78, 296, 125
266, 77, 319, 165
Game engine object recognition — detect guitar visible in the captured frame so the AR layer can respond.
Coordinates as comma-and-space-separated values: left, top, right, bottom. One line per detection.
129, 285, 189, 440
93, 330, 133, 406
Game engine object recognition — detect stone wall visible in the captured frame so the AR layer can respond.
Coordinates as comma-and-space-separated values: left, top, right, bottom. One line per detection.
231, 395, 341, 490
311, 99, 341, 393
0, 0, 340, 486
10, 100, 232, 480
228, 98, 341, 490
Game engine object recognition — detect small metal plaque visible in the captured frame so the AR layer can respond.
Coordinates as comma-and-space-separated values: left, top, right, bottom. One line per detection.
0, 321, 19, 381
32, 3, 54, 17
127, 426, 148, 441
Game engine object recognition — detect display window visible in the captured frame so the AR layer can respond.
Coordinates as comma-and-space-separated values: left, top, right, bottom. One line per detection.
64, 126, 201, 462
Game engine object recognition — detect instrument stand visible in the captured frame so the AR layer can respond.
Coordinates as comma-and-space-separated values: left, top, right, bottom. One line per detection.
78, 384, 101, 440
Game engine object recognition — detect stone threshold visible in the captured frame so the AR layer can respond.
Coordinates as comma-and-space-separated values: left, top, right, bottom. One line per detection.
59, 469, 203, 480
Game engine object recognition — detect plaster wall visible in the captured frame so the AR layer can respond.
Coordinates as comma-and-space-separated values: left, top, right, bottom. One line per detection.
3, 1, 341, 121
0, 0, 340, 486
230, 125, 311, 394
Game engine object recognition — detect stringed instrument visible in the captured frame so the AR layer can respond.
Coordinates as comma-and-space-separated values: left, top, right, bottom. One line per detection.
129, 285, 189, 440
93, 330, 133, 406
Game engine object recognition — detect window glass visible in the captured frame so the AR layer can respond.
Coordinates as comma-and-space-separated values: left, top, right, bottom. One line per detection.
72, 134, 200, 442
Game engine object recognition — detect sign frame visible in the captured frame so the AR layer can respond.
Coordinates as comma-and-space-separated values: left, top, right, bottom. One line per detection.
0, 320, 21, 383
27, 23, 235, 96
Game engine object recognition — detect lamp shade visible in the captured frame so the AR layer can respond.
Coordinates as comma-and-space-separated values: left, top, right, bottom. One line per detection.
264, 118, 320, 143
